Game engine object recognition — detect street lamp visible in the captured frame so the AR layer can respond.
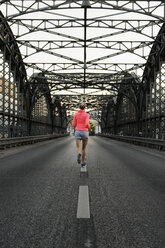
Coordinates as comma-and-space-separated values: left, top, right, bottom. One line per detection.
81, 0, 91, 98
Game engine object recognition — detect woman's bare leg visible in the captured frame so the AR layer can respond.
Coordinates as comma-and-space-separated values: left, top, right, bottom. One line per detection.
82, 139, 88, 164
76, 139, 82, 163
76, 139, 81, 154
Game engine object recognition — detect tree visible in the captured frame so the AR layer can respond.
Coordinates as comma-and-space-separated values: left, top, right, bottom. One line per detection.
89, 121, 95, 135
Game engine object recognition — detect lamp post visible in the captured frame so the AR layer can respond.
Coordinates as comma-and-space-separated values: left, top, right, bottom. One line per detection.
81, 0, 91, 98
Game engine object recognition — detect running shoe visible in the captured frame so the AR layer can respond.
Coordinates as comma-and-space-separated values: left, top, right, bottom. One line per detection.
81, 162, 87, 167
77, 153, 81, 164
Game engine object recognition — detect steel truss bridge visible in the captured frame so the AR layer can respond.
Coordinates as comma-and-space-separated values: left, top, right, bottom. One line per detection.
0, 0, 165, 138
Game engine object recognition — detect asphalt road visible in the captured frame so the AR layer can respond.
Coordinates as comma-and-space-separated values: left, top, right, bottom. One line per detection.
0, 136, 165, 248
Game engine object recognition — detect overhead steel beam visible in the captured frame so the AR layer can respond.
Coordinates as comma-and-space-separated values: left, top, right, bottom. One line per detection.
0, 1, 164, 21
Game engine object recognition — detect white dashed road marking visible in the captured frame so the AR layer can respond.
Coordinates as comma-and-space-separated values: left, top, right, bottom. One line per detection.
77, 186, 90, 219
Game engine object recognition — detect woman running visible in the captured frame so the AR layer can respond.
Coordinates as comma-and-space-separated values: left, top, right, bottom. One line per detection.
72, 103, 90, 167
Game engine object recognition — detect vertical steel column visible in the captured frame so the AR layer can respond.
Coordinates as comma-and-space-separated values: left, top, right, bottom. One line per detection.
0, 53, 3, 138
2, 49, 5, 138
17, 76, 20, 136
145, 92, 148, 137
154, 78, 157, 139
150, 82, 153, 137
161, 64, 165, 139
158, 63, 163, 139
157, 71, 161, 139
13, 64, 17, 136
81, 0, 91, 98
83, 7, 87, 96
9, 54, 11, 137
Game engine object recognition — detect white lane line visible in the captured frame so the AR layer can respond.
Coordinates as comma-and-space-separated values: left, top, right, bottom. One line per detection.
80, 165, 87, 172
77, 186, 90, 219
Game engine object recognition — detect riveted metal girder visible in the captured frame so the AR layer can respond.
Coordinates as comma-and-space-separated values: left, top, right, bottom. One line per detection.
0, 0, 165, 111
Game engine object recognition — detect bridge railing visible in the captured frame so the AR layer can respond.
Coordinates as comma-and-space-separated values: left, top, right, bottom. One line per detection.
99, 133, 165, 151
0, 133, 69, 150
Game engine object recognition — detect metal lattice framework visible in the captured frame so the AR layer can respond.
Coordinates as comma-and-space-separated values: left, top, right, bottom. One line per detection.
28, 73, 67, 135
0, 11, 27, 137
143, 64, 165, 138
141, 23, 165, 139
101, 21, 165, 138
0, 1, 165, 137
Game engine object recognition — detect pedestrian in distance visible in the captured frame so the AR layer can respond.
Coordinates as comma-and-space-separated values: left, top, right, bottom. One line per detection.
72, 103, 90, 167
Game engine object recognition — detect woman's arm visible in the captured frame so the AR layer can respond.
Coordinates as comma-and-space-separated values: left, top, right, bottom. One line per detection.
86, 114, 90, 129
72, 114, 77, 127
